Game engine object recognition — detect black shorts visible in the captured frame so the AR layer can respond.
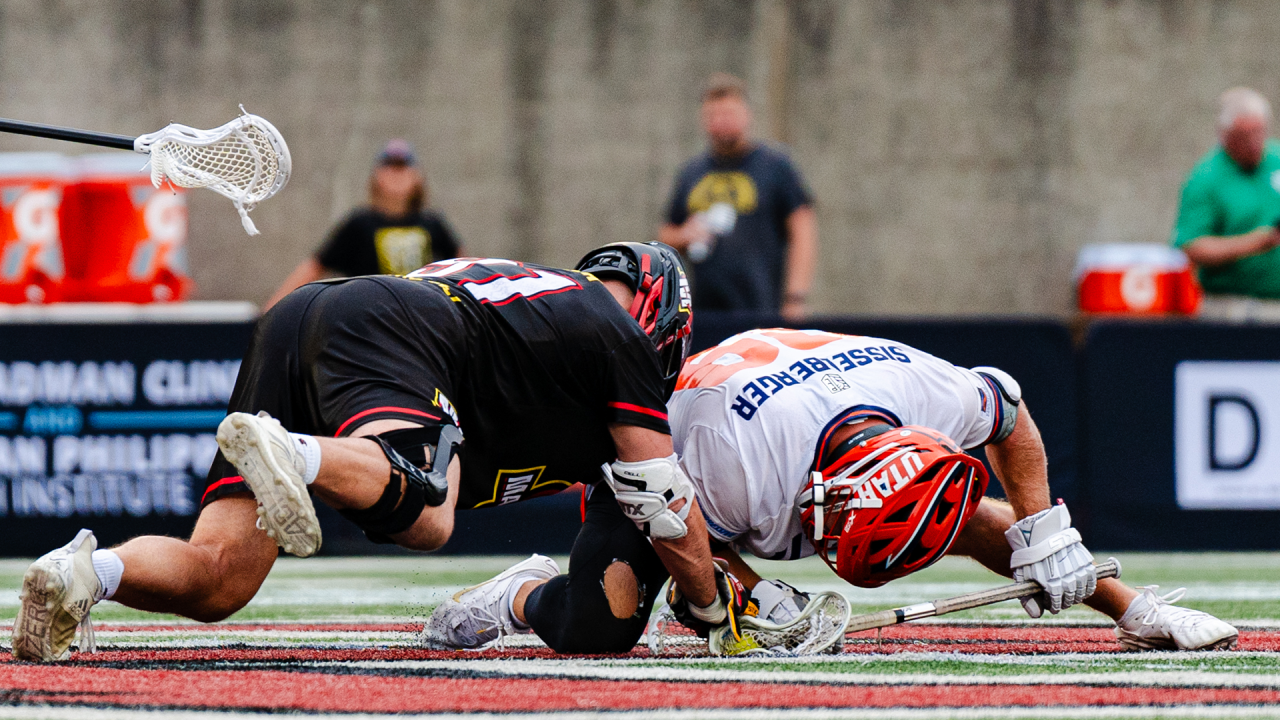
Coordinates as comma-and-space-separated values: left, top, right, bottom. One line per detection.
201, 277, 464, 507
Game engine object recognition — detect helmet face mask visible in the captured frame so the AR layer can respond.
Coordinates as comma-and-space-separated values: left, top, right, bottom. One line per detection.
798, 425, 989, 588
576, 242, 693, 397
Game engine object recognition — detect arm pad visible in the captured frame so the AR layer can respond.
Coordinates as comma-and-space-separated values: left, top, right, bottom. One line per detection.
604, 453, 695, 540
974, 365, 1021, 444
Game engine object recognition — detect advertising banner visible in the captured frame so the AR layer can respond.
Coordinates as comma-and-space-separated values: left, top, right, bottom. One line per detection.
1175, 361, 1280, 510
0, 322, 252, 556
1082, 321, 1280, 550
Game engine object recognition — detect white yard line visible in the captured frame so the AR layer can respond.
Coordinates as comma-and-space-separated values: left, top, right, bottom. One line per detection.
320, 657, 1280, 689
0, 705, 1276, 720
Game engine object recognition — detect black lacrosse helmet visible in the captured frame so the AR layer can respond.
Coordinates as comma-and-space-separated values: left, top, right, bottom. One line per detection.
576, 242, 693, 398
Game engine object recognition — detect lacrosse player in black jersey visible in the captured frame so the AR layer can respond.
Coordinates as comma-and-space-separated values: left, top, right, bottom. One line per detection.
14, 243, 749, 662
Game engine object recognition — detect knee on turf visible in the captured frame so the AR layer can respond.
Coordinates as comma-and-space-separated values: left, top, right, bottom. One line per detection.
604, 561, 641, 619
541, 562, 647, 654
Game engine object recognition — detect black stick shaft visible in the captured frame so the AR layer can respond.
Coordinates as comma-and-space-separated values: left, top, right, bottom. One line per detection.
0, 118, 136, 151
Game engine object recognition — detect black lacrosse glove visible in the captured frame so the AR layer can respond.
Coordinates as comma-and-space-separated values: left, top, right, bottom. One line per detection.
667, 563, 753, 639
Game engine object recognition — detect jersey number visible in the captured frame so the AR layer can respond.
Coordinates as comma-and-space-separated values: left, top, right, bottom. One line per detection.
408, 259, 581, 306
676, 329, 847, 390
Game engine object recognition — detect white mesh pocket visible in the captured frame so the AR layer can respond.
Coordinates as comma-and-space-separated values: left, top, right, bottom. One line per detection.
646, 590, 852, 657
135, 110, 291, 235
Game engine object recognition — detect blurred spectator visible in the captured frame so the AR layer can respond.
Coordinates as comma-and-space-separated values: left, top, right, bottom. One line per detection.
1173, 87, 1280, 320
266, 140, 461, 309
660, 73, 817, 320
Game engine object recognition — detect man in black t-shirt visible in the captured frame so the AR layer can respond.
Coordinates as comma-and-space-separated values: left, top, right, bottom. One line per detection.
661, 73, 817, 319
15, 244, 744, 661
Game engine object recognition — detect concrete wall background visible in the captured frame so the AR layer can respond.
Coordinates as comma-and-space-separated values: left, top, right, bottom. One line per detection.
0, 0, 1275, 315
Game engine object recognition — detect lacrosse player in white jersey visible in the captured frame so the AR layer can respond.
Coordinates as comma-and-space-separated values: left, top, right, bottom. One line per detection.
668, 328, 1238, 651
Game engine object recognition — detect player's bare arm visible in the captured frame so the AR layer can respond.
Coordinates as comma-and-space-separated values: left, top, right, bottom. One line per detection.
608, 423, 719, 606
981, 404, 1051, 518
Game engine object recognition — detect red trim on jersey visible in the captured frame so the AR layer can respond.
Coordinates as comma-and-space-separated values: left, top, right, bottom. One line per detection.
607, 401, 668, 421
335, 407, 441, 437
201, 476, 245, 505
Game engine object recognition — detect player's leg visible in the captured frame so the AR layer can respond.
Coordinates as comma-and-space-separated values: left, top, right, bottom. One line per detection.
423, 485, 669, 653
11, 494, 278, 661
108, 495, 277, 621
522, 485, 670, 653
215, 412, 461, 554
313, 419, 461, 552
951, 497, 1237, 650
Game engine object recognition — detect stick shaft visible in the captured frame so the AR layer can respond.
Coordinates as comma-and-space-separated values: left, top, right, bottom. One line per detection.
0, 118, 136, 151
845, 557, 1121, 633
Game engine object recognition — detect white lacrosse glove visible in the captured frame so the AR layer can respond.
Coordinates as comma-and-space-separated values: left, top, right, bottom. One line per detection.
1005, 504, 1097, 618
751, 579, 811, 625
603, 454, 695, 540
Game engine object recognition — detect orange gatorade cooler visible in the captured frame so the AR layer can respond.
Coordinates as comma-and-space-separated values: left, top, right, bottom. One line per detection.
61, 153, 191, 303
0, 153, 71, 303
1074, 244, 1201, 314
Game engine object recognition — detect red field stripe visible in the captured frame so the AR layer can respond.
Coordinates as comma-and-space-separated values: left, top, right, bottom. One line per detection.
3, 629, 1268, 663
1, 665, 1278, 712
94, 623, 419, 634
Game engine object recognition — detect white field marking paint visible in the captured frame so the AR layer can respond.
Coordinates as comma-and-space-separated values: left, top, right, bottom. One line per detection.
0, 586, 456, 608
88, 625, 409, 635
795, 581, 1280, 603
325, 658, 1280, 689
0, 709, 1279, 720
631, 649, 1280, 669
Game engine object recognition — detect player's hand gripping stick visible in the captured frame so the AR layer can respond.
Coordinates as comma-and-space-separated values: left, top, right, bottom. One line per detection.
844, 557, 1121, 634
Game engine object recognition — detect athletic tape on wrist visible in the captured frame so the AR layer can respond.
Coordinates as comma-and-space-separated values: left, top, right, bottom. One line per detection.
688, 594, 727, 624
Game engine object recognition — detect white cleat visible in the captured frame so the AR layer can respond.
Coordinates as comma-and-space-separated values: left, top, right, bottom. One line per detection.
12, 529, 103, 662
1115, 585, 1239, 651
216, 411, 322, 557
421, 554, 560, 650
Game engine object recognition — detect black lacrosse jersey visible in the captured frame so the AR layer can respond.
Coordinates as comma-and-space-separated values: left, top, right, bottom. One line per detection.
401, 258, 672, 509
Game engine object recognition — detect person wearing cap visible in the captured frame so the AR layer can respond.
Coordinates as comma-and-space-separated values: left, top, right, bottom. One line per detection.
266, 140, 462, 309
1173, 87, 1280, 320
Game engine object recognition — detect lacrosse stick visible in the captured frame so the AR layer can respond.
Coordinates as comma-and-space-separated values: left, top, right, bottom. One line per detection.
845, 557, 1121, 633
648, 591, 853, 658
0, 109, 290, 235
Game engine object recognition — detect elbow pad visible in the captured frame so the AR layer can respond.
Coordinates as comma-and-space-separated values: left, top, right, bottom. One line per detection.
973, 365, 1021, 444
604, 453, 694, 540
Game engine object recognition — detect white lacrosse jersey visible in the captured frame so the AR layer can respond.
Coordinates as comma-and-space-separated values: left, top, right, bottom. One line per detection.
669, 328, 1005, 561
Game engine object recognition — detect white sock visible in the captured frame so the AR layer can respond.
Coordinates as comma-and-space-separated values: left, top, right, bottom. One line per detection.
91, 549, 124, 601
505, 575, 538, 630
288, 432, 322, 484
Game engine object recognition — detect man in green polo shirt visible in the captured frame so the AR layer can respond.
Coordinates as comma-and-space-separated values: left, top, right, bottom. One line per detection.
1173, 87, 1280, 313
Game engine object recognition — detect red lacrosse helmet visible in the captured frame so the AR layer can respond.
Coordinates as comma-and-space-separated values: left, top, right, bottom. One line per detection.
797, 424, 989, 588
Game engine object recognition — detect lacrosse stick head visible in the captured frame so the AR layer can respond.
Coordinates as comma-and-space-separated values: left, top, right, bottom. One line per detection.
133, 110, 291, 236
647, 590, 851, 657
798, 425, 988, 588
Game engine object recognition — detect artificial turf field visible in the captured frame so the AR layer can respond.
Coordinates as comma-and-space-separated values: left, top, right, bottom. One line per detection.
0, 552, 1277, 718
